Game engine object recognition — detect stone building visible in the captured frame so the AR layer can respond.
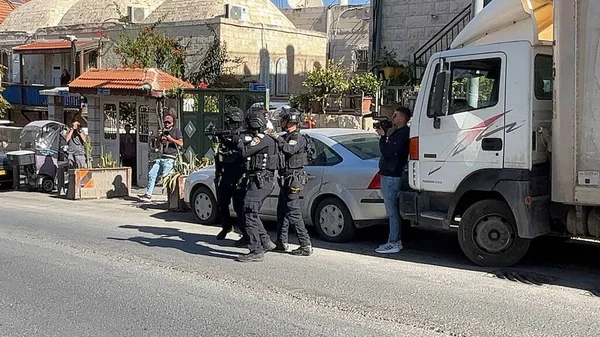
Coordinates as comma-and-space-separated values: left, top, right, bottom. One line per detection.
0, 0, 328, 126
373, 0, 472, 65
281, 4, 371, 72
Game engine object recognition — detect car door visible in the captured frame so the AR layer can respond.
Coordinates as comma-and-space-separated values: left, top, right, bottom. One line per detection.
418, 53, 507, 193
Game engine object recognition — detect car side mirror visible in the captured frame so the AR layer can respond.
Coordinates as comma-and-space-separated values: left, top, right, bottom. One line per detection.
431, 70, 450, 118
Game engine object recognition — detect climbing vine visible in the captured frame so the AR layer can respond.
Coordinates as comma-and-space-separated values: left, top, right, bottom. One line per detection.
188, 26, 244, 87
113, 20, 188, 79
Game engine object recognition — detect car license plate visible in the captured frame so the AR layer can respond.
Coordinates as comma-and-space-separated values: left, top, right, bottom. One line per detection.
0, 169, 5, 176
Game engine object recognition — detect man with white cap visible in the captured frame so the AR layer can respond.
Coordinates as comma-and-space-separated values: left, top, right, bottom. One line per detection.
139, 114, 183, 201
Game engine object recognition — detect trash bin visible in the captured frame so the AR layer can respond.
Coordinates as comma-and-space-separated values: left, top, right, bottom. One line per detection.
6, 150, 35, 189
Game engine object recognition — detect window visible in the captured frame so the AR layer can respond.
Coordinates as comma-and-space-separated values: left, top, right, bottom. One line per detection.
534, 55, 553, 100
139, 105, 149, 143
448, 58, 501, 115
104, 104, 117, 140
353, 49, 369, 72
330, 133, 381, 160
427, 63, 441, 118
309, 138, 342, 166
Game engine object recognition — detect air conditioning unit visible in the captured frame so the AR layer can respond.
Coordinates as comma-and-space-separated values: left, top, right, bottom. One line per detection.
362, 6, 371, 20
128, 5, 149, 23
225, 4, 249, 22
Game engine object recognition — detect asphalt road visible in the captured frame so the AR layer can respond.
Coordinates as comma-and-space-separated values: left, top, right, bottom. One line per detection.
0, 190, 598, 337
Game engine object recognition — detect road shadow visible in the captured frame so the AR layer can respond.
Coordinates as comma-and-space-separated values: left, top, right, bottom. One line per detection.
302, 224, 600, 297
108, 224, 242, 260
98, 190, 600, 296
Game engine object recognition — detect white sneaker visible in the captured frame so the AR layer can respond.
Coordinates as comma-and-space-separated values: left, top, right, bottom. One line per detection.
375, 242, 402, 254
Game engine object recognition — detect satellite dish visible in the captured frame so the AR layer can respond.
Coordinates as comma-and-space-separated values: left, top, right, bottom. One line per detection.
287, 0, 324, 9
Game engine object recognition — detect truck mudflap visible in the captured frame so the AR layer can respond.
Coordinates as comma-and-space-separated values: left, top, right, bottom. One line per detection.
492, 180, 551, 239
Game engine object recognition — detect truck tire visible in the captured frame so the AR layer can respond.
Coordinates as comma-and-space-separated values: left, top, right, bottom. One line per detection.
458, 199, 530, 267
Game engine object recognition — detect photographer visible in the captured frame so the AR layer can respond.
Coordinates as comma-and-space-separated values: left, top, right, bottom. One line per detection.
374, 107, 410, 254
65, 118, 87, 169
139, 115, 183, 201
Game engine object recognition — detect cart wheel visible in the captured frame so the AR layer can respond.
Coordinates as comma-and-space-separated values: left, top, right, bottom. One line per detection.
41, 176, 55, 193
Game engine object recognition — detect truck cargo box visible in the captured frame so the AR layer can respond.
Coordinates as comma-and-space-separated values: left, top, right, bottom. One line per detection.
553, 0, 600, 205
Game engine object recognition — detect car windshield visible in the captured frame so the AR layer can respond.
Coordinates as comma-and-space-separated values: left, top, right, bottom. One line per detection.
330, 133, 381, 160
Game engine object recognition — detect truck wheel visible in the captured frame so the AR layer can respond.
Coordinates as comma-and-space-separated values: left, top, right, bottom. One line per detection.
192, 186, 218, 225
314, 197, 356, 243
458, 199, 530, 267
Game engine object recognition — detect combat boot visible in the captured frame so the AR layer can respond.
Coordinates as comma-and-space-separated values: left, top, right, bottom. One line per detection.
290, 245, 313, 256
273, 241, 290, 252
236, 251, 264, 262
216, 226, 232, 240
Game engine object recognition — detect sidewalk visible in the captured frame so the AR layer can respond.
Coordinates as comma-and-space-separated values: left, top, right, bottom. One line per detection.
130, 185, 168, 202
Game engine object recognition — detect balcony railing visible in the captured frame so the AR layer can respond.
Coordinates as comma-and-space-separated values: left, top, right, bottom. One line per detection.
2, 84, 81, 108
413, 5, 473, 83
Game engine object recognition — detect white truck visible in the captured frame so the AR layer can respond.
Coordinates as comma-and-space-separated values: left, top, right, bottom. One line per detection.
400, 0, 600, 267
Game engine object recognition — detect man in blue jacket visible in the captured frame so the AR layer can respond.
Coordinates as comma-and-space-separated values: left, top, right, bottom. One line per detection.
375, 107, 411, 254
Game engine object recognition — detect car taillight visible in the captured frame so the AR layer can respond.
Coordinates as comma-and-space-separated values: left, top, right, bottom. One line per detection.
409, 137, 419, 160
368, 173, 381, 189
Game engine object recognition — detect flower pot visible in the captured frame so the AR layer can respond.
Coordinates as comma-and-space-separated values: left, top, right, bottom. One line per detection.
362, 96, 373, 113
381, 66, 403, 80
167, 175, 188, 211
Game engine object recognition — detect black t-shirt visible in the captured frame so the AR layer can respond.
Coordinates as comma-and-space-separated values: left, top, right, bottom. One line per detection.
162, 127, 183, 156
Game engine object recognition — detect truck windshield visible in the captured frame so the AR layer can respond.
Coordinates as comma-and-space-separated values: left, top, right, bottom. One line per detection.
331, 133, 381, 160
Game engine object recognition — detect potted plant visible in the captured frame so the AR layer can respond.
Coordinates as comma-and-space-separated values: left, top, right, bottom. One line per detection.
349, 72, 381, 112
374, 47, 403, 81
162, 152, 212, 211
302, 59, 350, 113
66, 146, 132, 200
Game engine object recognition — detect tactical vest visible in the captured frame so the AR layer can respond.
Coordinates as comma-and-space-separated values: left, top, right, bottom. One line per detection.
284, 132, 309, 170
245, 137, 278, 172
217, 142, 240, 165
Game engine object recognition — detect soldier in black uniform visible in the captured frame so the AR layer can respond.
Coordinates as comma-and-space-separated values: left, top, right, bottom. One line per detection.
234, 110, 278, 262
272, 109, 313, 256
215, 108, 248, 247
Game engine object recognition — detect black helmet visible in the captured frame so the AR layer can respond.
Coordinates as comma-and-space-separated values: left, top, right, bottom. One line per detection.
245, 109, 268, 130
279, 108, 302, 124
224, 107, 243, 124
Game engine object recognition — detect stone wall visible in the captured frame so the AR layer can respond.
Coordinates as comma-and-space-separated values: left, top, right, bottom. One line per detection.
219, 18, 327, 95
380, 0, 470, 62
281, 5, 369, 71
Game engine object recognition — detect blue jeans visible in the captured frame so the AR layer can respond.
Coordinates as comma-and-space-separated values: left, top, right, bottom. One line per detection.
380, 175, 402, 244
146, 157, 175, 195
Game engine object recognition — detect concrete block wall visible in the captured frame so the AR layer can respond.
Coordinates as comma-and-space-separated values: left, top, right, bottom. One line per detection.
281, 5, 369, 71
380, 0, 470, 62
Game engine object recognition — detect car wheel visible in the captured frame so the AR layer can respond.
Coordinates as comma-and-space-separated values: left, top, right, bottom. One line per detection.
458, 199, 531, 267
314, 197, 356, 243
192, 186, 218, 225
40, 176, 55, 193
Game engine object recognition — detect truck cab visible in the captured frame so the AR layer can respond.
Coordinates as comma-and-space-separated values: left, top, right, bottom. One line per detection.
400, 0, 556, 267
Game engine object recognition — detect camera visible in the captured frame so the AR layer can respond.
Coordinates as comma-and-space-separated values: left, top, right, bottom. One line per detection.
162, 130, 170, 137
374, 119, 393, 131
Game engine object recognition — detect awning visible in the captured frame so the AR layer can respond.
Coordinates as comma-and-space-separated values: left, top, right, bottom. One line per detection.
13, 40, 98, 55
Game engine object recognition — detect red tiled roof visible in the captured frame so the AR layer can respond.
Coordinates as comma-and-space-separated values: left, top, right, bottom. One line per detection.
13, 40, 95, 51
0, 0, 29, 24
69, 68, 194, 97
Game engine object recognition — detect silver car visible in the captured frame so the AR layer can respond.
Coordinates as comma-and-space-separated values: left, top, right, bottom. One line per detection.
183, 128, 387, 243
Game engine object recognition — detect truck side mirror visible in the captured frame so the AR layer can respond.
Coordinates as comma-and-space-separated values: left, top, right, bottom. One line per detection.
431, 71, 449, 117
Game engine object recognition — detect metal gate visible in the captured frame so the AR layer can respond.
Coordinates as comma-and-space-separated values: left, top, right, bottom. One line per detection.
179, 88, 269, 162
